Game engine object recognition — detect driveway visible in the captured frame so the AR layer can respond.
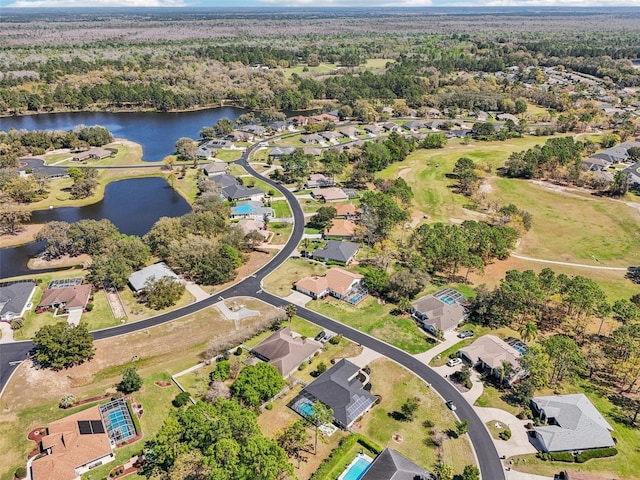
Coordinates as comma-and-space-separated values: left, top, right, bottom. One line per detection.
413, 330, 462, 364
0, 322, 14, 343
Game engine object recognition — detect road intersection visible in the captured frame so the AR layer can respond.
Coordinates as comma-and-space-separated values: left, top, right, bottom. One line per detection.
0, 142, 507, 480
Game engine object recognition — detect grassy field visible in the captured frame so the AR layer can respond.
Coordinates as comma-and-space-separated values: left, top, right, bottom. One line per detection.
215, 149, 242, 162
485, 420, 512, 440
271, 199, 292, 218
269, 222, 293, 245
263, 257, 328, 296
492, 177, 640, 266
474, 384, 520, 416
309, 296, 435, 354
0, 296, 280, 480
507, 380, 640, 480
359, 359, 476, 476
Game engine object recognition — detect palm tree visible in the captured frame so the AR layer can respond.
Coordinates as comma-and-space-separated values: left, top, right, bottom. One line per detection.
285, 304, 297, 328
518, 320, 538, 343
309, 401, 333, 454
499, 360, 514, 386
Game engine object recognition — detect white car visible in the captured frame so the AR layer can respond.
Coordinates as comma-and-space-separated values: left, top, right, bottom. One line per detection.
447, 357, 463, 367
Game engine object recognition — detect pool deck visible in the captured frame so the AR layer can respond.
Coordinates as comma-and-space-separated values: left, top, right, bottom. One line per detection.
337, 453, 373, 480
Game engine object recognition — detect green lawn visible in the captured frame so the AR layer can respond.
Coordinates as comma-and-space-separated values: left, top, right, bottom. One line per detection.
474, 384, 520, 416
269, 222, 293, 245
282, 62, 339, 77
271, 199, 292, 218
485, 420, 512, 440
215, 149, 242, 162
359, 359, 475, 476
263, 257, 327, 297
309, 296, 435, 354
492, 177, 640, 266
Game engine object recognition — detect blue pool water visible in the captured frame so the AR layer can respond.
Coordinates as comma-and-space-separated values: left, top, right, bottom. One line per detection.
234, 204, 253, 214
440, 295, 455, 305
299, 401, 315, 418
513, 345, 527, 354
341, 457, 372, 480
109, 410, 132, 439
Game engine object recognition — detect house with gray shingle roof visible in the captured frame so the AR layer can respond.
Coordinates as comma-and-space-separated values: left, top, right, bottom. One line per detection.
361, 448, 435, 480
128, 262, 180, 294
251, 327, 322, 378
624, 161, 640, 186
290, 358, 376, 429
0, 281, 36, 321
222, 184, 265, 202
411, 290, 467, 334
312, 240, 359, 265
202, 161, 229, 177
268, 147, 296, 160
531, 394, 614, 453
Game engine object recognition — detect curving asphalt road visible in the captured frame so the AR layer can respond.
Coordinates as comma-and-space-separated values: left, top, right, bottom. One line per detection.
0, 142, 505, 480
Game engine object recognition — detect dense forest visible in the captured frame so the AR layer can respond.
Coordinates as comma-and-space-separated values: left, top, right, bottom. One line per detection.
1, 10, 639, 115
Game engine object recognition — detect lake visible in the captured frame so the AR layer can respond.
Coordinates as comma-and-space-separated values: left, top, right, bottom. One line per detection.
0, 177, 191, 279
0, 106, 246, 162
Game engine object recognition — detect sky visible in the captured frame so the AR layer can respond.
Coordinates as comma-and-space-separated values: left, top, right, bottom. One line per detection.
3, 0, 640, 7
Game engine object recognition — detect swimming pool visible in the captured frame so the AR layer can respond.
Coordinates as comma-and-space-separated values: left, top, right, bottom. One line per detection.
298, 400, 315, 418
512, 344, 527, 354
339, 456, 372, 480
233, 204, 253, 214
440, 295, 456, 305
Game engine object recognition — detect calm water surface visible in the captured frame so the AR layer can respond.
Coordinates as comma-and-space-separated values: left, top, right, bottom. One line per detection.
0, 107, 245, 161
0, 177, 191, 278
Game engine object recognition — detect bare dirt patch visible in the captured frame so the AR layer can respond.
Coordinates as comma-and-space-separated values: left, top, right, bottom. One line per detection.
0, 224, 43, 248
27, 253, 91, 270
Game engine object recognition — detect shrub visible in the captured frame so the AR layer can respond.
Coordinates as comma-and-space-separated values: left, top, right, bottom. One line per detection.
85, 303, 94, 312
172, 391, 191, 408
498, 429, 512, 441
329, 334, 342, 345
14, 466, 27, 479
59, 393, 75, 409
10, 319, 24, 330
356, 436, 382, 455
575, 447, 617, 463
549, 451, 574, 462
265, 402, 274, 410
233, 347, 243, 356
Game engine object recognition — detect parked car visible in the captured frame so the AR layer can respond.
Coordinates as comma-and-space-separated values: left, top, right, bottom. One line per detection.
447, 357, 462, 367
457, 330, 474, 339
314, 331, 326, 342
446, 400, 457, 411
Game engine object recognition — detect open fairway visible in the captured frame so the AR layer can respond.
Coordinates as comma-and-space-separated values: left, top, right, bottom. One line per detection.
358, 359, 476, 476
492, 178, 640, 266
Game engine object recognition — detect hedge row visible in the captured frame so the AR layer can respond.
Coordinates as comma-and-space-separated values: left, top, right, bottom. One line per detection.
576, 447, 617, 463
309, 434, 382, 480
126, 400, 142, 436
547, 447, 617, 464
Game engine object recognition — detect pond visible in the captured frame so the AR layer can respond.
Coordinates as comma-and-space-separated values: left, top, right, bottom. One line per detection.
1, 106, 246, 162
0, 177, 191, 278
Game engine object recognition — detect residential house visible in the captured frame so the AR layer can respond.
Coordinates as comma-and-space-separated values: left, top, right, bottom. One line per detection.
128, 262, 181, 294
364, 124, 383, 135
361, 448, 435, 480
342, 188, 359, 198
222, 184, 265, 202
302, 147, 322, 157
251, 327, 322, 377
339, 126, 360, 139
201, 161, 229, 177
324, 218, 357, 239
312, 112, 339, 123
240, 124, 266, 137
208, 174, 239, 189
227, 130, 252, 142
72, 147, 113, 162
300, 134, 323, 144
268, 121, 289, 132
288, 115, 310, 127
458, 335, 526, 385
268, 147, 296, 161
312, 240, 359, 265
496, 113, 520, 125
448, 127, 472, 139
290, 358, 376, 429
306, 173, 335, 189
294, 266, 367, 304
427, 108, 441, 118
411, 289, 467, 335
311, 187, 348, 202
320, 131, 340, 143
530, 394, 615, 453
30, 406, 115, 480
582, 157, 611, 172
333, 203, 360, 220
0, 280, 36, 321
230, 200, 274, 220
38, 285, 91, 314
196, 139, 234, 158
382, 122, 402, 132
235, 219, 269, 241
402, 120, 423, 131
588, 141, 640, 165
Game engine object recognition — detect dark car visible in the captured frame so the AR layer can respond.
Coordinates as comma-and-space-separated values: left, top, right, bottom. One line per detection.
457, 330, 474, 339
445, 400, 457, 411
314, 331, 326, 342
